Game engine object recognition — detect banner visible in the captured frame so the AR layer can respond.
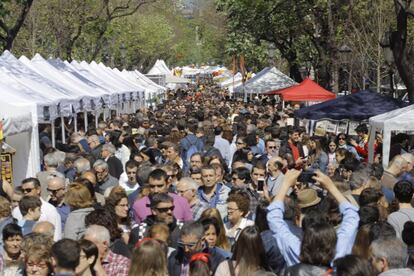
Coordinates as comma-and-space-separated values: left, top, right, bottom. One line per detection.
0, 120, 3, 140
1, 153, 12, 184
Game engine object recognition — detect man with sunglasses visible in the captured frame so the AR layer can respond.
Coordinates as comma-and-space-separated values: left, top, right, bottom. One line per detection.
130, 193, 183, 248
47, 174, 70, 231
11, 177, 62, 241
257, 139, 280, 166
132, 168, 192, 224
168, 222, 227, 276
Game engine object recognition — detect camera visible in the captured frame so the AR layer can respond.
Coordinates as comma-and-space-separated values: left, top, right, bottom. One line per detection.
298, 171, 316, 183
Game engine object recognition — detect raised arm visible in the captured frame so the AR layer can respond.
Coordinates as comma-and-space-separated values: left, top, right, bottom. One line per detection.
267, 169, 302, 266
312, 171, 359, 259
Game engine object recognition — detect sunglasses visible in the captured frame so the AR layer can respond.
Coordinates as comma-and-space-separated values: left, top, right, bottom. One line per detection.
268, 146, 277, 149
338, 137, 346, 140
155, 206, 174, 213
22, 188, 34, 193
178, 240, 200, 248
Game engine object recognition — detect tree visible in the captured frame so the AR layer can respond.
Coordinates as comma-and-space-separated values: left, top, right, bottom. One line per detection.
390, 0, 414, 102
0, 0, 34, 51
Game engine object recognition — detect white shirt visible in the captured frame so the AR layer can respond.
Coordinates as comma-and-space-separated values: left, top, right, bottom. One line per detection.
12, 198, 62, 241
225, 217, 254, 241
214, 135, 230, 165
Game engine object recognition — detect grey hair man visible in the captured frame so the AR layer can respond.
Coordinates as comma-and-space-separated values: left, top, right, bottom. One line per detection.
84, 225, 130, 276
93, 160, 118, 195
176, 177, 207, 220
101, 143, 123, 180
74, 157, 91, 176
370, 238, 413, 275
37, 151, 61, 200
168, 222, 226, 275
88, 134, 102, 159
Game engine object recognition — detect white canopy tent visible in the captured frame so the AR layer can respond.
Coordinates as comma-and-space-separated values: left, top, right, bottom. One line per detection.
20, 54, 109, 112
0, 82, 42, 185
147, 59, 190, 88
148, 59, 172, 75
233, 67, 296, 94
368, 104, 414, 168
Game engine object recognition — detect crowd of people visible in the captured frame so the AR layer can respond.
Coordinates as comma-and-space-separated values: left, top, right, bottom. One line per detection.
0, 84, 414, 276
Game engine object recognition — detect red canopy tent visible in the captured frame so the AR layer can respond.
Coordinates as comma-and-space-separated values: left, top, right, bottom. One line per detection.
267, 78, 336, 102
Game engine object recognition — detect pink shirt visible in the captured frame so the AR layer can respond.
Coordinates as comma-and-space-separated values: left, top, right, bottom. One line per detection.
132, 193, 193, 223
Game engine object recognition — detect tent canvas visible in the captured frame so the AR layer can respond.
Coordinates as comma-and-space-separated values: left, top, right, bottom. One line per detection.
147, 60, 190, 84
233, 67, 296, 94
295, 90, 408, 121
368, 104, 414, 168
268, 78, 336, 102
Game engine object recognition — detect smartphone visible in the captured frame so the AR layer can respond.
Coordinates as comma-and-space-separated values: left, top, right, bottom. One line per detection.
298, 171, 316, 183
257, 179, 265, 192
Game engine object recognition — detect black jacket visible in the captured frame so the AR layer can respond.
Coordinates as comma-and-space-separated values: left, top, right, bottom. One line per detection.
107, 155, 123, 179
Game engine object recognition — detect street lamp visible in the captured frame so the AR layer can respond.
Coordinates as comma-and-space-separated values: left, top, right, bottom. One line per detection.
120, 43, 127, 69
268, 42, 276, 67
380, 31, 395, 95
339, 44, 352, 93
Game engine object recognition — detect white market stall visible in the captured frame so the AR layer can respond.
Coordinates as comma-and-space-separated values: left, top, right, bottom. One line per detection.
368, 104, 414, 168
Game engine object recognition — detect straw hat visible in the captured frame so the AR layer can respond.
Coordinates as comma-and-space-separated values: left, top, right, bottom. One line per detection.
297, 189, 321, 208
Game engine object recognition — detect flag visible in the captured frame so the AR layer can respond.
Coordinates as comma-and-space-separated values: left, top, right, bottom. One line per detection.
0, 120, 3, 141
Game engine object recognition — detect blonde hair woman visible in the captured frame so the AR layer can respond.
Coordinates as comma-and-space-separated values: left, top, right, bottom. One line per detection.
64, 183, 95, 240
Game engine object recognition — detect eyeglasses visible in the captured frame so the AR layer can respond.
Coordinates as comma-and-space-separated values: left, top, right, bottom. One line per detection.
26, 261, 48, 269
227, 207, 240, 212
22, 188, 34, 194
268, 146, 277, 149
47, 187, 63, 195
338, 137, 346, 140
155, 206, 174, 213
178, 240, 200, 248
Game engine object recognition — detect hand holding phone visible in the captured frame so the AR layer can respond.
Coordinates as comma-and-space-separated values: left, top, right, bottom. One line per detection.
257, 178, 265, 192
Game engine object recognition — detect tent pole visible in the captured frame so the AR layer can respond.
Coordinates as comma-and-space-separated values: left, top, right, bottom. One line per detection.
61, 116, 66, 144
74, 113, 78, 133
282, 100, 285, 109
368, 127, 376, 164
84, 111, 88, 132
51, 121, 56, 148
95, 112, 99, 129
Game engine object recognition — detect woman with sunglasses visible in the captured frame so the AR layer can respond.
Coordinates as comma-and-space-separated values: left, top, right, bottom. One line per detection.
336, 133, 360, 161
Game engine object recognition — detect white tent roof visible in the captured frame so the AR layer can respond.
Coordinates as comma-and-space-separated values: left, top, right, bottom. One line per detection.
368, 104, 414, 167
148, 59, 171, 75
20, 54, 112, 111
233, 67, 296, 94
0, 51, 78, 119
148, 60, 190, 84
129, 69, 166, 93
47, 58, 119, 108
220, 72, 243, 87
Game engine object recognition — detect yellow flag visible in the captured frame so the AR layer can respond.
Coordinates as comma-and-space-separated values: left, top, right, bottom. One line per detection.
0, 120, 3, 140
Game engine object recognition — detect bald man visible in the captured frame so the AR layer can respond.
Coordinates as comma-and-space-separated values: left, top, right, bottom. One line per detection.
47, 176, 70, 230
267, 156, 287, 196
32, 221, 55, 239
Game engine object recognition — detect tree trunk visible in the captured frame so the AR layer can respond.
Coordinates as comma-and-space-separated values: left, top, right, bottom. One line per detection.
392, 0, 414, 103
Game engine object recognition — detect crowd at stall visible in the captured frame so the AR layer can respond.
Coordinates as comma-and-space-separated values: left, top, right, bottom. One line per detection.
1, 83, 414, 276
